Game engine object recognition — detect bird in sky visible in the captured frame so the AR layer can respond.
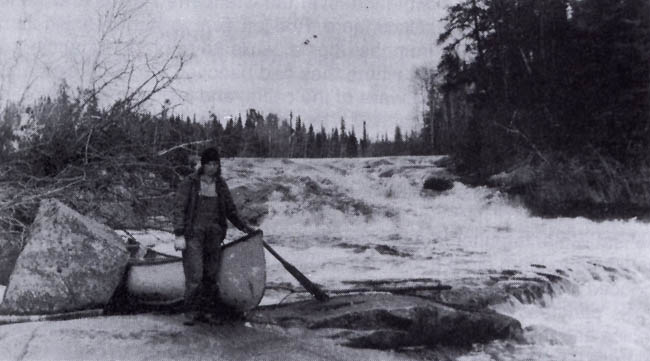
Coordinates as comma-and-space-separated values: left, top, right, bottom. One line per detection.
304, 35, 318, 45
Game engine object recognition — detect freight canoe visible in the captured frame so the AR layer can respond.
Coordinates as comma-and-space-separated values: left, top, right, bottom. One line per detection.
126, 231, 266, 311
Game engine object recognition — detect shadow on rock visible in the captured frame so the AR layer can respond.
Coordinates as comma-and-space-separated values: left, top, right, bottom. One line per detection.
251, 294, 523, 351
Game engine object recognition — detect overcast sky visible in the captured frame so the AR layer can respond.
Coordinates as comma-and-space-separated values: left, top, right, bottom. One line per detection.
1, 0, 451, 137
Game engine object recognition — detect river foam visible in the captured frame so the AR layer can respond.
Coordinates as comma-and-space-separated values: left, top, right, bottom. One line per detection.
141, 156, 650, 359
241, 156, 650, 360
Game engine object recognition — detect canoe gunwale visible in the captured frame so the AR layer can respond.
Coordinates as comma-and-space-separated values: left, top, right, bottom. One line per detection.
127, 231, 263, 267
222, 230, 263, 250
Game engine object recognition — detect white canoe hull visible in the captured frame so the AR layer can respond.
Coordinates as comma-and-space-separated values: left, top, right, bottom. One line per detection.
126, 232, 266, 311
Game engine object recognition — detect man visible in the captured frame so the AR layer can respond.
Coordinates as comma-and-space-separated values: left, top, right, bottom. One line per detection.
173, 147, 255, 325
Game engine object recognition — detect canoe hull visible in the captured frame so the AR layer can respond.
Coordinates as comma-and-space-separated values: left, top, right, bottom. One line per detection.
126, 232, 266, 311
217, 233, 266, 310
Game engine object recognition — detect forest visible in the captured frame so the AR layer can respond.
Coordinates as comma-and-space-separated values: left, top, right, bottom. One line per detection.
419, 0, 650, 215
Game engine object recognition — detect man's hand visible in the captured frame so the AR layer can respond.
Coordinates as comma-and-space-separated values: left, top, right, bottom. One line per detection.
246, 227, 261, 235
174, 236, 186, 251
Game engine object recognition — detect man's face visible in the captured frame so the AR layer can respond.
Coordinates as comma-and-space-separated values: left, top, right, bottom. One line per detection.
203, 161, 220, 177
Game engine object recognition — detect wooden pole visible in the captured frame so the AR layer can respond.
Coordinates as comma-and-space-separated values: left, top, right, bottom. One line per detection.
262, 241, 329, 302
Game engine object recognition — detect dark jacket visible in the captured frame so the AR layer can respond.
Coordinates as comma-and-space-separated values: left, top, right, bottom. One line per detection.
173, 172, 251, 239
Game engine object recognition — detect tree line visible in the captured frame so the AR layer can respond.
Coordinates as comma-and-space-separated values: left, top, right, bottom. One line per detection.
0, 83, 434, 180
211, 109, 429, 159
418, 0, 650, 176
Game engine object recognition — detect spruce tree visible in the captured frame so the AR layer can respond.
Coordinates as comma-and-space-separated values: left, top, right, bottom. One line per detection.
306, 124, 316, 158
361, 121, 369, 156
347, 128, 359, 157
330, 128, 340, 158
339, 117, 347, 157
394, 126, 403, 156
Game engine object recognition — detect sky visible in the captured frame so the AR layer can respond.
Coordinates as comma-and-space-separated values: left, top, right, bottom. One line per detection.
1, 0, 452, 137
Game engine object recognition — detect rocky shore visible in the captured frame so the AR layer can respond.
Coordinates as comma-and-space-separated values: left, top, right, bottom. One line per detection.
0, 197, 558, 359
0, 157, 592, 359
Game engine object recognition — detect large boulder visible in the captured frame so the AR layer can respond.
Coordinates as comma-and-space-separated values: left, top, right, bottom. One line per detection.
423, 176, 454, 192
488, 165, 536, 191
0, 199, 129, 315
0, 233, 22, 285
252, 294, 522, 350
230, 182, 292, 226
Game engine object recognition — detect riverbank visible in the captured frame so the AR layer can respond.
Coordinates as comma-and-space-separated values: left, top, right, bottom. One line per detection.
446, 154, 650, 221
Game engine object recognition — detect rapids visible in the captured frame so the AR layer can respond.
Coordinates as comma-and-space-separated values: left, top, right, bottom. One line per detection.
147, 156, 650, 360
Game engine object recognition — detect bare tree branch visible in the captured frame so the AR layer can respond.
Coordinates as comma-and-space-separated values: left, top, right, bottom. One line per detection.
494, 115, 549, 165
74, 0, 189, 117
121, 43, 189, 113
157, 139, 214, 156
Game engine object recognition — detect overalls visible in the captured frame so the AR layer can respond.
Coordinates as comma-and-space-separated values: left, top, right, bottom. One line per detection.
182, 190, 225, 313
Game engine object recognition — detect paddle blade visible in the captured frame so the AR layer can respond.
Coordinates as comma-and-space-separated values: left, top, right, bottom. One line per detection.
263, 241, 329, 301
282, 262, 330, 301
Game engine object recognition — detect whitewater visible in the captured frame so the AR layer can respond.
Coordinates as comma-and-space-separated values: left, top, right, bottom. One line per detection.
214, 155, 650, 360
5, 155, 647, 360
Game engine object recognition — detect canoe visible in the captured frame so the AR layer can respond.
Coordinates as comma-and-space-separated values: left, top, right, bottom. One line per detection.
126, 231, 266, 311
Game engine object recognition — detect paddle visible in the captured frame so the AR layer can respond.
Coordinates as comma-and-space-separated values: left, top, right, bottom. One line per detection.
262, 240, 330, 301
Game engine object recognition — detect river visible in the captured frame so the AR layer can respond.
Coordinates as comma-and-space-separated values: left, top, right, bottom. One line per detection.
229, 156, 650, 360
124, 155, 650, 360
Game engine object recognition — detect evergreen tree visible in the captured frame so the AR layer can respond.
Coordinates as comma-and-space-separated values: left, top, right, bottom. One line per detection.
222, 117, 235, 157
252, 110, 268, 156
316, 125, 327, 158
280, 117, 293, 157
394, 126, 404, 155
264, 113, 280, 156
233, 114, 244, 156
243, 109, 258, 156
306, 124, 316, 157
330, 128, 340, 158
294, 116, 305, 157
347, 128, 359, 157
208, 112, 224, 150
360, 121, 369, 156
339, 117, 347, 157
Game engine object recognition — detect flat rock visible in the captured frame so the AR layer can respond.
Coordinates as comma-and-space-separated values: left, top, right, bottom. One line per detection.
0, 199, 129, 315
251, 294, 522, 349
0, 314, 411, 361
413, 285, 511, 311
412, 269, 577, 310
